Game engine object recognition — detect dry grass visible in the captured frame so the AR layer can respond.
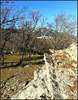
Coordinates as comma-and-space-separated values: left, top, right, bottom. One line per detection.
1, 54, 44, 67
3, 54, 43, 62
4, 54, 21, 62
1, 54, 44, 83
1, 64, 43, 83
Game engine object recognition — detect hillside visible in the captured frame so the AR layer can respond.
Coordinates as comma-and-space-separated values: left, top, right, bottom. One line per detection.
32, 28, 77, 39
32, 28, 54, 36
11, 42, 77, 99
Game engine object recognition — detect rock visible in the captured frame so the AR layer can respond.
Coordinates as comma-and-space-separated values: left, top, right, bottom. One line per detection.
65, 42, 77, 61
24, 65, 29, 68
11, 42, 77, 99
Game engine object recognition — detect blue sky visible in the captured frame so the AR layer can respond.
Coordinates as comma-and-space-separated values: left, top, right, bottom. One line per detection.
14, 1, 77, 22
2, 1, 77, 34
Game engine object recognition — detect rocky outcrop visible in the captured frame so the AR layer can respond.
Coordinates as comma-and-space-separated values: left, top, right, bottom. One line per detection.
65, 42, 77, 61
11, 42, 77, 99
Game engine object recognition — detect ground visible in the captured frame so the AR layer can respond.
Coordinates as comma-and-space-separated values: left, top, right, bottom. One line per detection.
1, 54, 44, 99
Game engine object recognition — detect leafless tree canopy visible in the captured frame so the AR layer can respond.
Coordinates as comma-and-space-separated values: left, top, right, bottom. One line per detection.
47, 12, 77, 50
1, 2, 77, 65
47, 13, 77, 35
1, 1, 40, 64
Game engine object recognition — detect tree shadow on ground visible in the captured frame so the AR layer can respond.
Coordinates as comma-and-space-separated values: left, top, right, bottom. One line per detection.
21, 60, 45, 67
0, 61, 22, 69
0, 59, 45, 69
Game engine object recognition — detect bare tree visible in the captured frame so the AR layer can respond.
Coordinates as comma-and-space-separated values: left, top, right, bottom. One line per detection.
1, 2, 28, 65
28, 36, 53, 55
53, 13, 77, 35
40, 16, 49, 28
15, 10, 41, 63
47, 12, 77, 50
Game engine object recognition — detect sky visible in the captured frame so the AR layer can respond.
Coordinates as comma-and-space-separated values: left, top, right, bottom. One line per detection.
14, 1, 77, 22
2, 1, 77, 35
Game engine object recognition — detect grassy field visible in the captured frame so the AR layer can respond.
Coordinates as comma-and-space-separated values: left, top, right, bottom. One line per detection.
1, 54, 44, 83
1, 54, 44, 68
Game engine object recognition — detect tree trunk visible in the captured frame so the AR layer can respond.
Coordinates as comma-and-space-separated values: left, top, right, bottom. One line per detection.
12, 46, 14, 53
1, 48, 4, 65
54, 44, 57, 50
20, 52, 24, 63
1, 54, 4, 65
36, 51, 38, 55
28, 52, 31, 58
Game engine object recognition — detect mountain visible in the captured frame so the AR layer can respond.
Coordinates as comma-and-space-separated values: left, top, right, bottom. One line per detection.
32, 28, 55, 36
32, 28, 77, 40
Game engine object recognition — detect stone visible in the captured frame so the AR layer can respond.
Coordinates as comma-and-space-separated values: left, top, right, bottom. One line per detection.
11, 42, 77, 99
24, 65, 29, 68
65, 42, 77, 61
